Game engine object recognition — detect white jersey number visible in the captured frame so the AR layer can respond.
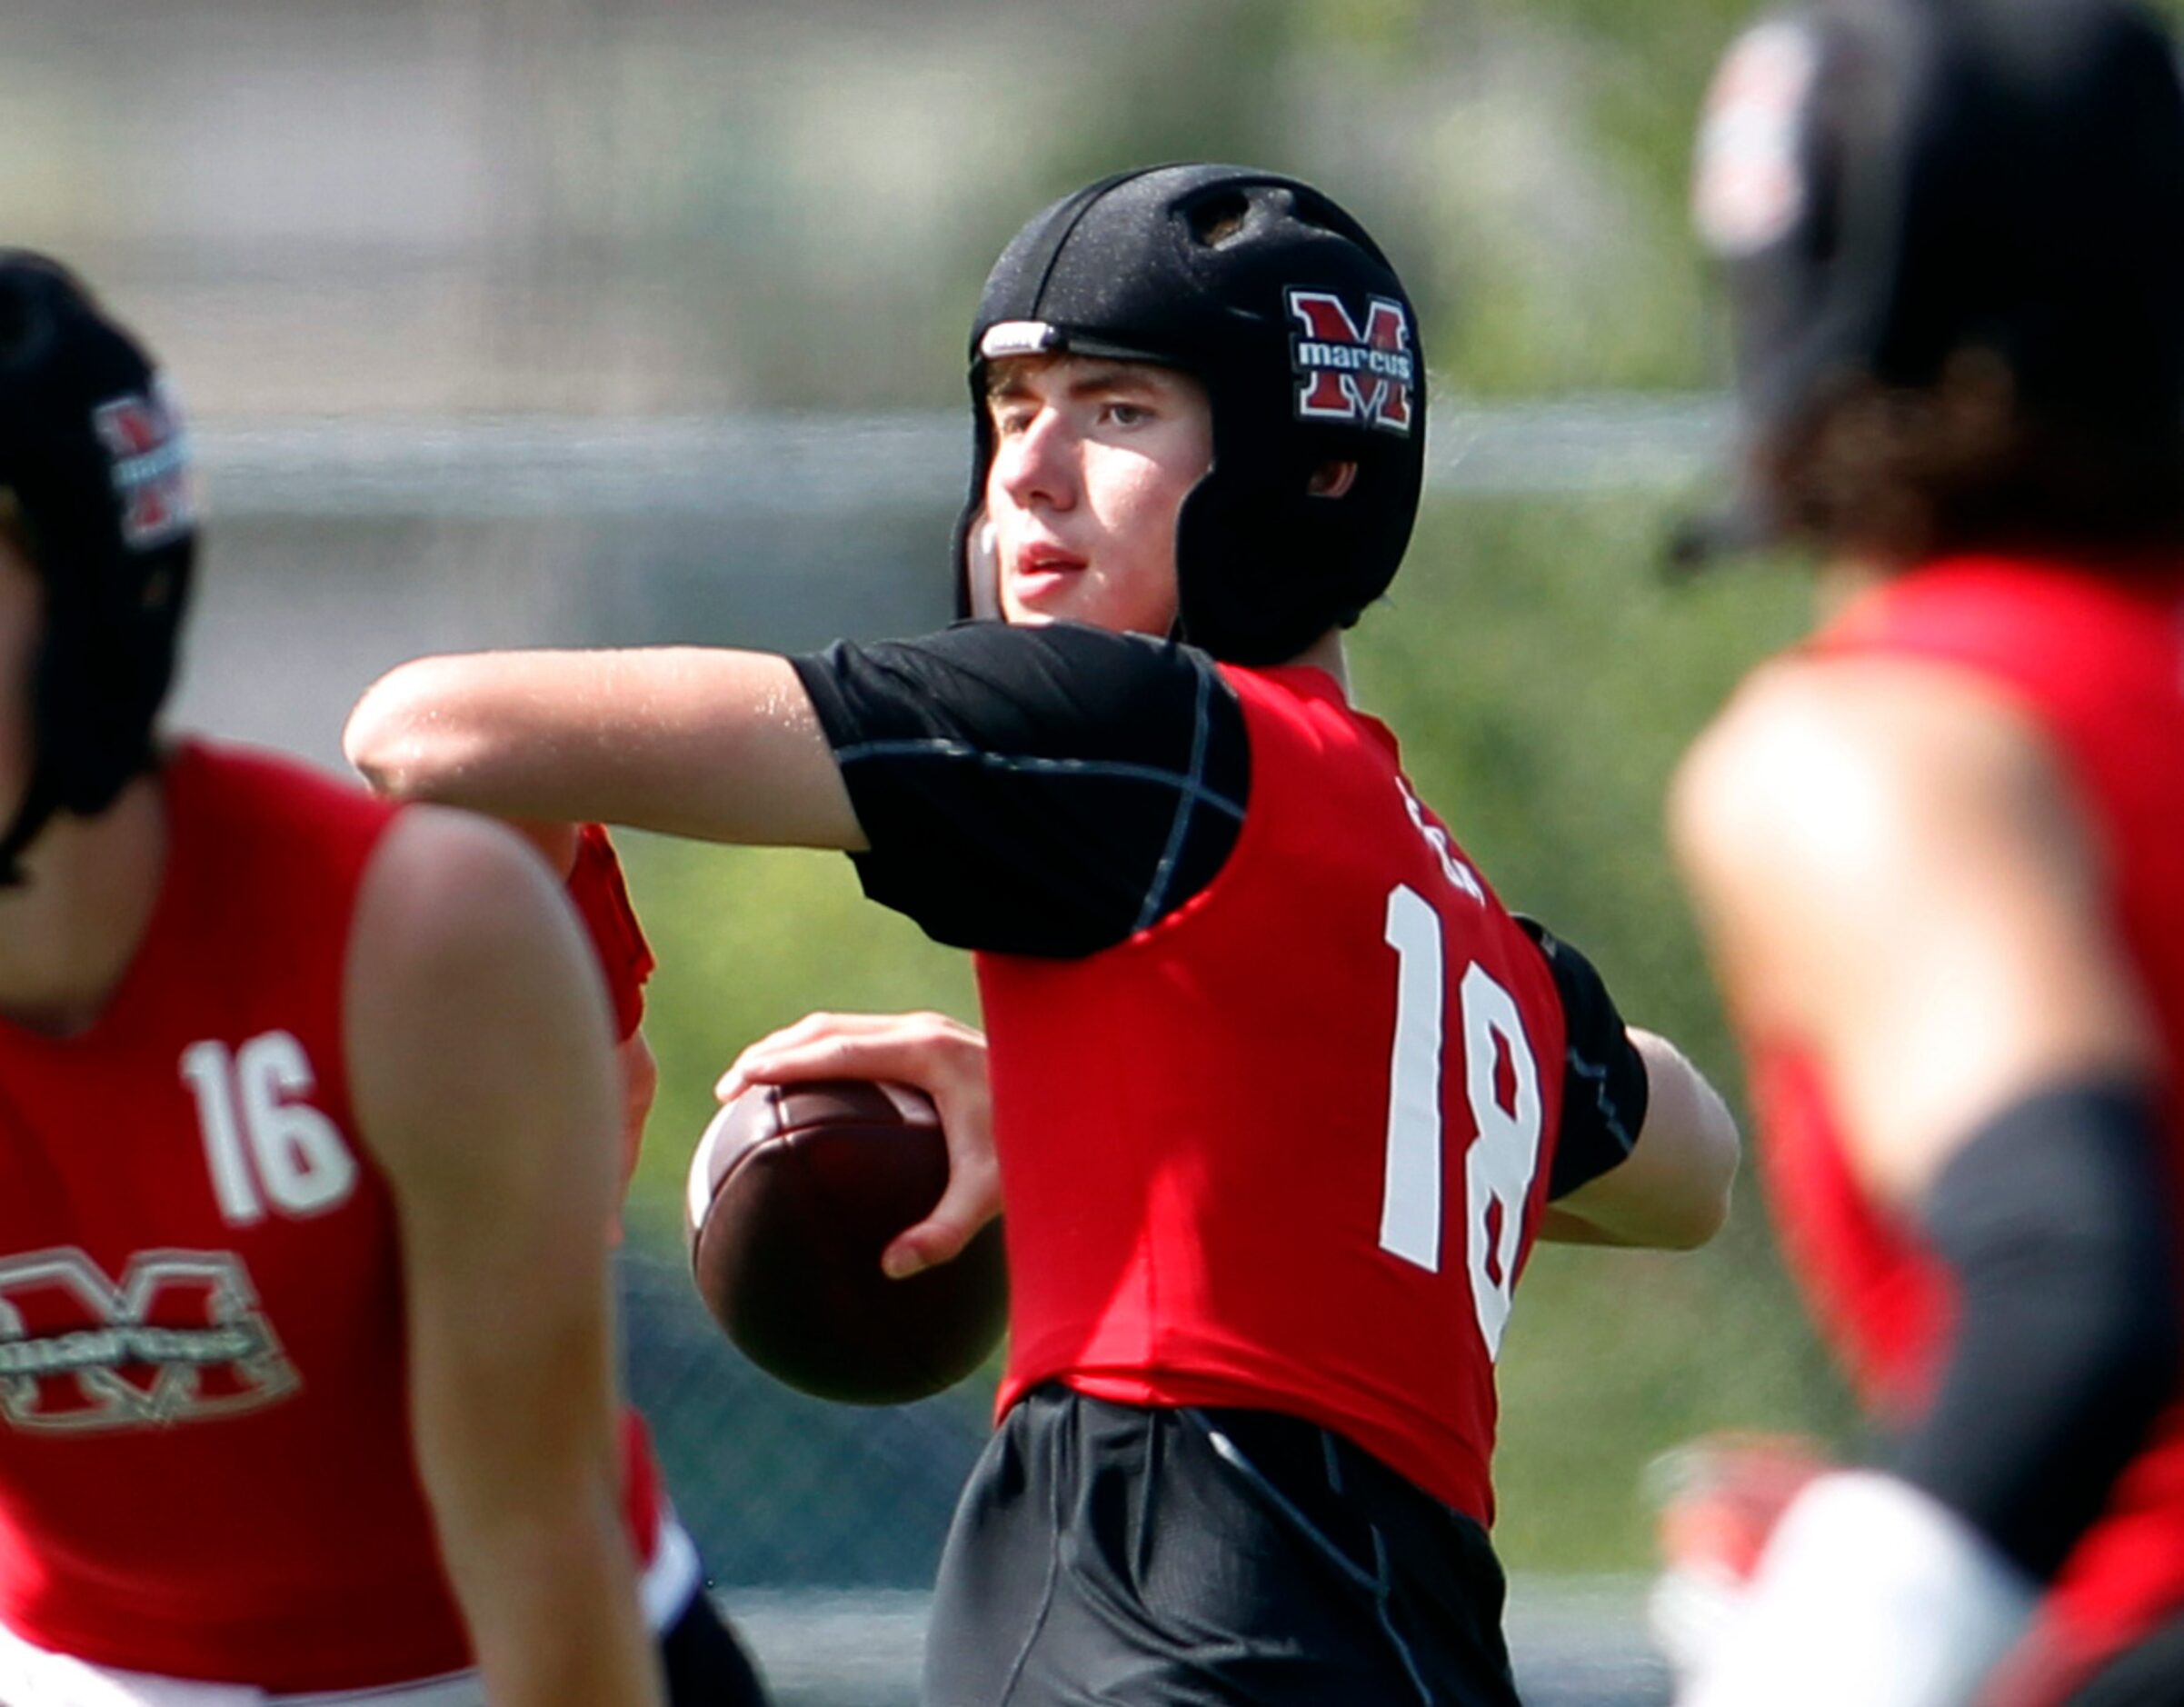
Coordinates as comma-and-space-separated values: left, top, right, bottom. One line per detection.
181, 1032, 358, 1225
1379, 883, 1545, 1360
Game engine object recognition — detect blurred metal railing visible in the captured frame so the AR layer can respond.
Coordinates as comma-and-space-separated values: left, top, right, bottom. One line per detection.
190, 395, 1730, 519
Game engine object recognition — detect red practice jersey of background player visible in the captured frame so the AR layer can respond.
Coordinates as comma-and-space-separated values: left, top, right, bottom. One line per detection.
982, 664, 1570, 1526
1746, 555, 2184, 1684
0, 741, 666, 1692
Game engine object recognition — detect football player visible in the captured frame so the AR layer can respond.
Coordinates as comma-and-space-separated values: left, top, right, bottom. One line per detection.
1667, 1, 2184, 1702
346, 164, 1741, 1705
0, 256, 763, 1704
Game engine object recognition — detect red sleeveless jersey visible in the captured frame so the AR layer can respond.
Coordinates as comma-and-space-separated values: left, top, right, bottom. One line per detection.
1752, 555, 2184, 1678
0, 740, 663, 1692
979, 664, 1569, 1525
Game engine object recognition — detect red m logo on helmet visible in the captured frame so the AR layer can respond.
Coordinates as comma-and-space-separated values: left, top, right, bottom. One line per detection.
91, 377, 194, 552
1287, 290, 1416, 436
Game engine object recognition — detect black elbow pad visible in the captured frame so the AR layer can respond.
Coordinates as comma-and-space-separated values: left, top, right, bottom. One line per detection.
1514, 915, 1650, 1198
1896, 1080, 2181, 1582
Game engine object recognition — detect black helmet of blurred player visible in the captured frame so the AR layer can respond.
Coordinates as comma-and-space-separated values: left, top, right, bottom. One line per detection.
0, 254, 196, 879
1685, 0, 2184, 564
954, 164, 1426, 666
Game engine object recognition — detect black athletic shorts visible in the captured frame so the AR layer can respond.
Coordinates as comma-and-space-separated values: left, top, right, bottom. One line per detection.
663, 1587, 770, 1706
922, 1384, 1519, 1707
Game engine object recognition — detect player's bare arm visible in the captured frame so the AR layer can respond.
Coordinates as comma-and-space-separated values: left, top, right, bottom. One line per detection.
719, 1010, 1000, 1279
345, 805, 663, 1707
425, 814, 661, 1181
1538, 1028, 1738, 1250
345, 646, 863, 850
619, 1027, 661, 1192
1671, 654, 2158, 1202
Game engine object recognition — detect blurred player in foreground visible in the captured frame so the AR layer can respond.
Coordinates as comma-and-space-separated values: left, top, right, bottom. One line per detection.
347, 163, 1740, 1704
0, 255, 765, 1704
1664, 1, 2184, 1701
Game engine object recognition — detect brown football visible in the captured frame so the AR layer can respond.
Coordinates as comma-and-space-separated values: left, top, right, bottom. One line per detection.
685, 1079, 1007, 1405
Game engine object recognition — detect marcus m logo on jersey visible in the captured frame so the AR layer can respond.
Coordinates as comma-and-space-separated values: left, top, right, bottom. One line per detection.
0, 1247, 298, 1433
1287, 288, 1416, 436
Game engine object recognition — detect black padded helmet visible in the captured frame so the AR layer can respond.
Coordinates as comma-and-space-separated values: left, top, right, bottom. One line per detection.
953, 164, 1426, 665
0, 254, 195, 879
1688, 0, 2184, 552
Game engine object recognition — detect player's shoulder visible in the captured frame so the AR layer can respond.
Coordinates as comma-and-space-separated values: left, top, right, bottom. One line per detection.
344, 807, 608, 1127
344, 805, 618, 1193
354, 805, 570, 973
1672, 652, 2070, 912
823, 619, 1234, 756
344, 811, 591, 1063
880, 618, 1215, 694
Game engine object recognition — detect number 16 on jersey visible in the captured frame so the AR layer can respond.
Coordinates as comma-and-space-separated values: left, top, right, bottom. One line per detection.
182, 1033, 358, 1226
1380, 883, 1544, 1360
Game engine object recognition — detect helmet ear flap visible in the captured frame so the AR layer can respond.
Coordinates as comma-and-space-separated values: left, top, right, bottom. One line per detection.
0, 255, 194, 881
963, 513, 1002, 621
1171, 481, 1299, 667
39, 534, 184, 814
1170, 445, 1373, 667
952, 395, 999, 623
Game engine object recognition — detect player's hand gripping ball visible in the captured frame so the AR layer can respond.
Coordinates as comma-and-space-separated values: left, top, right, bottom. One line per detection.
686, 1079, 1007, 1405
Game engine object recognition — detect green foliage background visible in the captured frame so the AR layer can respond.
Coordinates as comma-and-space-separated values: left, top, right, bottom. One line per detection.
617, 489, 1856, 1573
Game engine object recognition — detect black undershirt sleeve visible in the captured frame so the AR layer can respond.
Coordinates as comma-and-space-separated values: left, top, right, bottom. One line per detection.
1515, 917, 1652, 1201
789, 621, 1251, 958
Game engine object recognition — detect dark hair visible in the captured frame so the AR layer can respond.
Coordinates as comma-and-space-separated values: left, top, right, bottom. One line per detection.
1756, 348, 2184, 568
